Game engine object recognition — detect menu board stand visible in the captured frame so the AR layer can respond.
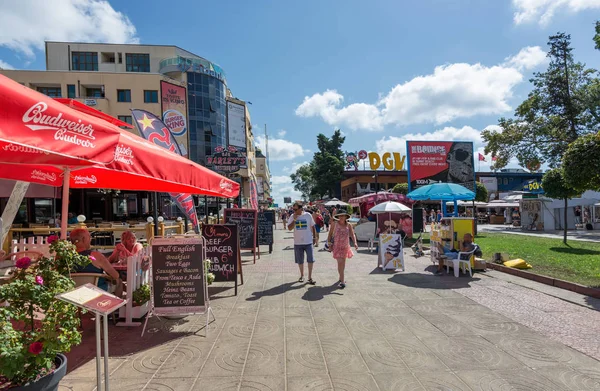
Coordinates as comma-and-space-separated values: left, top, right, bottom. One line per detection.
56, 284, 126, 391
224, 208, 259, 264
142, 235, 214, 337
257, 211, 275, 254
202, 224, 244, 296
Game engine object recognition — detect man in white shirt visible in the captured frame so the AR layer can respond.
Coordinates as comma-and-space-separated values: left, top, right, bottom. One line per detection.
287, 202, 317, 284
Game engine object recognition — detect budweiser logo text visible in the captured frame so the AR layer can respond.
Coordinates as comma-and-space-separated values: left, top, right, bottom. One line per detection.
30, 170, 56, 182
23, 102, 97, 148
73, 175, 97, 184
3, 143, 49, 155
114, 144, 134, 165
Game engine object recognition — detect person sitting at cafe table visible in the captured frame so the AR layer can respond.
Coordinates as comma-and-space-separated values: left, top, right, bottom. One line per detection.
434, 233, 481, 275
70, 228, 123, 296
108, 231, 143, 264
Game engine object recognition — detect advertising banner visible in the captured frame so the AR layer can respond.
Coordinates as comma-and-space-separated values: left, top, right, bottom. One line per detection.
379, 234, 404, 271
376, 212, 413, 239
160, 81, 188, 158
407, 141, 475, 191
131, 109, 200, 230
480, 177, 498, 193
206, 146, 247, 173
227, 101, 246, 150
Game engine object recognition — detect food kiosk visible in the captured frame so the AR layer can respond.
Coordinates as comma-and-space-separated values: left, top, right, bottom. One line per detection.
430, 217, 482, 269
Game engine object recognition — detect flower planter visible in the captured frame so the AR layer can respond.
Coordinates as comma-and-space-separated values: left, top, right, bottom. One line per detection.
13, 354, 67, 391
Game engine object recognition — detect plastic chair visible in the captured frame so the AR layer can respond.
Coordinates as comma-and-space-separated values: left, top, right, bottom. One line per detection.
446, 247, 477, 277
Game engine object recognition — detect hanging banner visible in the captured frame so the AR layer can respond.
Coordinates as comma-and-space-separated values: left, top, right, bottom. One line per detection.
131, 109, 199, 231
227, 101, 246, 151
407, 141, 475, 191
160, 81, 188, 158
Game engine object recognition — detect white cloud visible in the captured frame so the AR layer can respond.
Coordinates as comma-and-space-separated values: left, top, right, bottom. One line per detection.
513, 0, 600, 26
277, 130, 287, 137
295, 47, 544, 131
0, 60, 14, 70
282, 161, 310, 174
0, 0, 139, 58
271, 175, 292, 185
255, 136, 307, 161
503, 46, 547, 70
270, 185, 303, 206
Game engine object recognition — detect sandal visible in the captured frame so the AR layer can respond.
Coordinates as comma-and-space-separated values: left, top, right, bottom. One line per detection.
338, 281, 346, 289
298, 277, 304, 283
307, 278, 316, 285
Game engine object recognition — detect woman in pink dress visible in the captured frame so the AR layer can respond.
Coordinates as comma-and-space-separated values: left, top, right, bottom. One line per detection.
326, 210, 358, 289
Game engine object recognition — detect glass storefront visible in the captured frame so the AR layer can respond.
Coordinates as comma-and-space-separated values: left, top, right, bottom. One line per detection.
187, 71, 227, 166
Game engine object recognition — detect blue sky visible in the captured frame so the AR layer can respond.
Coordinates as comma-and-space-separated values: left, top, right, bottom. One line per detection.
1, 0, 599, 205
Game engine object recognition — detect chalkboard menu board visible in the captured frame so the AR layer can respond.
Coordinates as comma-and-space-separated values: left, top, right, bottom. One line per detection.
224, 209, 257, 250
151, 237, 205, 315
202, 224, 239, 283
257, 211, 274, 251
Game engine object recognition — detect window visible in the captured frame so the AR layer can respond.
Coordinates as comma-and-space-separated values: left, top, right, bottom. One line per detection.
125, 53, 150, 72
71, 51, 98, 71
117, 89, 131, 102
118, 53, 122, 64
118, 115, 132, 125
87, 88, 103, 98
36, 87, 61, 97
143, 90, 158, 103
67, 84, 76, 98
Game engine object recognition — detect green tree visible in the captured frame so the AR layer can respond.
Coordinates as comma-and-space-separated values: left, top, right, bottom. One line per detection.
483, 33, 599, 170
542, 168, 579, 244
594, 21, 600, 50
475, 182, 488, 202
563, 133, 600, 192
290, 164, 315, 201
391, 183, 408, 195
310, 130, 346, 198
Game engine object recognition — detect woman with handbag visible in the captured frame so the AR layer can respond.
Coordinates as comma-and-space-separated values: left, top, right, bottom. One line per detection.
326, 209, 358, 289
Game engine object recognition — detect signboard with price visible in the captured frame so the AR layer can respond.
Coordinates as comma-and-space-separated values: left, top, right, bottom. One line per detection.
202, 224, 243, 295
224, 208, 259, 263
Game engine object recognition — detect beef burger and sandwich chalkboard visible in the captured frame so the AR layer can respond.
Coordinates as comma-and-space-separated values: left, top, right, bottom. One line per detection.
202, 224, 243, 295
151, 237, 206, 315
224, 208, 258, 263
257, 211, 274, 253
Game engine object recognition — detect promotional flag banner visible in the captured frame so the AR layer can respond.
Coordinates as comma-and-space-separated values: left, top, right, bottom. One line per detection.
406, 141, 476, 191
478, 153, 486, 162
131, 109, 199, 230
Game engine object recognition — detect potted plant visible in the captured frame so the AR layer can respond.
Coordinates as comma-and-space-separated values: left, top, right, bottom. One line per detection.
131, 284, 150, 307
0, 236, 90, 390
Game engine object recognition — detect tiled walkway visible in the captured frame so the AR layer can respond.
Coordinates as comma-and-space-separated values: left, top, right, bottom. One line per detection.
61, 228, 600, 390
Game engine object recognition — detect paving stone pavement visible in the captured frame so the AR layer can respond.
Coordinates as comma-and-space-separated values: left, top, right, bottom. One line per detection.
61, 227, 600, 391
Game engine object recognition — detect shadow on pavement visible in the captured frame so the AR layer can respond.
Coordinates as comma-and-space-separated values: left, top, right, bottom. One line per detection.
387, 271, 481, 289
302, 283, 343, 301
246, 282, 306, 301
584, 296, 600, 310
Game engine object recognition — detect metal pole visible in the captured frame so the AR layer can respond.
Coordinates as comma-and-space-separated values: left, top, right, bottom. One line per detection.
103, 314, 110, 391
60, 168, 71, 239
153, 193, 159, 235
204, 195, 208, 223
95, 315, 102, 391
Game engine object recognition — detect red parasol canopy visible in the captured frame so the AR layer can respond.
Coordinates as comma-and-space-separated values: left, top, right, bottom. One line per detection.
54, 98, 134, 129
0, 74, 240, 237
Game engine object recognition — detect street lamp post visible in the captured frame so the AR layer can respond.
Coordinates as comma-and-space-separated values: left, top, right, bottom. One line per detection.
372, 171, 379, 194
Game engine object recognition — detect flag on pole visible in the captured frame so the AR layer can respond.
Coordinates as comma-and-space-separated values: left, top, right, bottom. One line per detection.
131, 109, 200, 231
478, 153, 486, 162
492, 156, 497, 161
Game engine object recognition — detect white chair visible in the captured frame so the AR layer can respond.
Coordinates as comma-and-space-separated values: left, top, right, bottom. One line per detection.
117, 247, 151, 327
446, 247, 477, 277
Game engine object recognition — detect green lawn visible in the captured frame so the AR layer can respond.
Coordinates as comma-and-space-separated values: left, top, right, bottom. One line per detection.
474, 233, 600, 288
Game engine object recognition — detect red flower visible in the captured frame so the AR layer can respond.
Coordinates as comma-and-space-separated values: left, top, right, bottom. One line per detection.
15, 257, 32, 269
28, 341, 43, 355
47, 235, 59, 244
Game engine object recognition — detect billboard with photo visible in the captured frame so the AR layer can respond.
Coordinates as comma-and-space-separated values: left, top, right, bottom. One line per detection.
160, 81, 188, 158
480, 177, 498, 192
406, 141, 475, 191
227, 101, 246, 150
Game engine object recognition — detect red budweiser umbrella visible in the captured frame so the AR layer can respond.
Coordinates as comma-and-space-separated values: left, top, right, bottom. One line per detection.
0, 75, 240, 238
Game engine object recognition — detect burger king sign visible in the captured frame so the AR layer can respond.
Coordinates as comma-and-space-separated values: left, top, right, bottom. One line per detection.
163, 109, 187, 137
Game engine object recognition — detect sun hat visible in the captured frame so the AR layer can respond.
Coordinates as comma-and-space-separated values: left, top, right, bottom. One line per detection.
333, 208, 351, 220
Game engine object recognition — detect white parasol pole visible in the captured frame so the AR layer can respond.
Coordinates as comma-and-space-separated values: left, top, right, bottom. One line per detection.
60, 168, 70, 239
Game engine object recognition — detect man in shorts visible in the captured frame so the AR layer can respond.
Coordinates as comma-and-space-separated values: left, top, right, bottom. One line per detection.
287, 201, 317, 284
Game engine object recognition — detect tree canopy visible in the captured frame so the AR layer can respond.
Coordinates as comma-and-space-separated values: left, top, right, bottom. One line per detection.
482, 33, 599, 170
290, 130, 346, 200
475, 182, 488, 203
563, 133, 600, 192
391, 183, 408, 195
542, 168, 579, 244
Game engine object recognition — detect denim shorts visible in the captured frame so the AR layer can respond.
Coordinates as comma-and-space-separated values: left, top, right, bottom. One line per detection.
294, 244, 314, 264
